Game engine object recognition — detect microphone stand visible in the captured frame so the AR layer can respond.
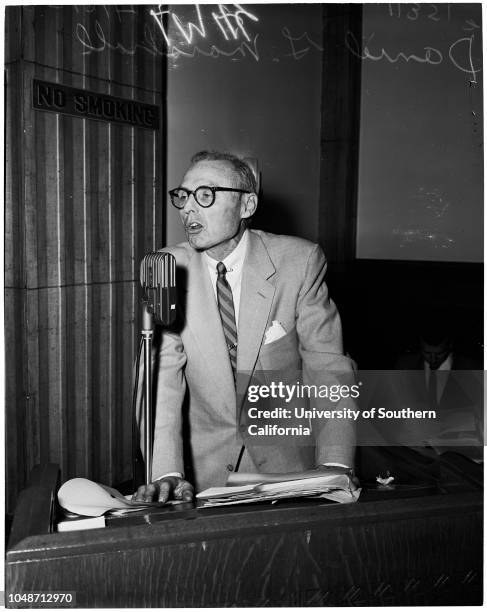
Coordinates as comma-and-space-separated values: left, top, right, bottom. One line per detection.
141, 302, 154, 485
138, 250, 177, 488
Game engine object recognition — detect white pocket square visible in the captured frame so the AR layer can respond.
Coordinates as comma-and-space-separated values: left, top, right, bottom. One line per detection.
264, 320, 286, 345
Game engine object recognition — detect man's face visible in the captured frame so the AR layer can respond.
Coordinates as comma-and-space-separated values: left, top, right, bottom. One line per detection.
420, 338, 451, 370
178, 160, 251, 254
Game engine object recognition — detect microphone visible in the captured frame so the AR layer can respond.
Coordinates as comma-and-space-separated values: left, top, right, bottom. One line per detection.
140, 251, 177, 326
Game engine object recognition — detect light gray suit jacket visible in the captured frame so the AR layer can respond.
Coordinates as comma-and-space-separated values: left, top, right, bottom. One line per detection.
145, 230, 355, 492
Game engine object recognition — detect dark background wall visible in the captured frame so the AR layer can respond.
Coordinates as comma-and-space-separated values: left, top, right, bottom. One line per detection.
357, 3, 483, 263
330, 4, 483, 367
163, 3, 483, 369
164, 3, 325, 244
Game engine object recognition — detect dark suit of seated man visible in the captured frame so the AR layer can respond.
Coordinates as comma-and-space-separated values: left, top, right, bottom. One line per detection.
394, 326, 482, 462
134, 151, 356, 503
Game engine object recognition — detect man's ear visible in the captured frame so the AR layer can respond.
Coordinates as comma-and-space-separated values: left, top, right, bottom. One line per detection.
240, 193, 258, 219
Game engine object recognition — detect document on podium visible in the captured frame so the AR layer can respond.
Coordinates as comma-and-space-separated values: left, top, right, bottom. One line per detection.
196, 469, 361, 507
57, 478, 167, 517
421, 408, 483, 462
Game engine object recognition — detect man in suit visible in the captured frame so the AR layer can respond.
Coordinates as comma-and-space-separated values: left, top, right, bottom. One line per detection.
357, 317, 483, 482
392, 321, 482, 457
395, 321, 482, 413
134, 151, 355, 503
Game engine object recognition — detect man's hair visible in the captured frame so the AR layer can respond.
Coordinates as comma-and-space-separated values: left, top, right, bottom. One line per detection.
190, 150, 257, 193
419, 310, 451, 347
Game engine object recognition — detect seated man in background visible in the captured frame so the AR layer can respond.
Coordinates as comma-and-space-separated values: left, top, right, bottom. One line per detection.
393, 314, 482, 460
356, 315, 483, 483
134, 151, 355, 503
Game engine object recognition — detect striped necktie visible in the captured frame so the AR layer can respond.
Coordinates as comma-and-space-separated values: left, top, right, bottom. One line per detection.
428, 368, 438, 410
216, 262, 238, 379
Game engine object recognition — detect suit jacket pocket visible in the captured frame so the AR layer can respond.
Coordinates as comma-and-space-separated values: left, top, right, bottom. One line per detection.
259, 325, 301, 372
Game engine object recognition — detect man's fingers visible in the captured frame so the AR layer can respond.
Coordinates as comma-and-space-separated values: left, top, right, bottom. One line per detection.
174, 480, 194, 501
132, 477, 192, 504
132, 484, 146, 502
157, 480, 172, 503
132, 483, 157, 502
182, 488, 194, 502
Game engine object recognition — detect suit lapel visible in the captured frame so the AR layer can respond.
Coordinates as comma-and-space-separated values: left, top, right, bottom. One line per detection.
183, 232, 276, 414
185, 251, 236, 405
238, 231, 276, 374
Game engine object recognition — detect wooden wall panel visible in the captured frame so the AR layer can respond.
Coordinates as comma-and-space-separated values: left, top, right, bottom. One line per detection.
5, 6, 165, 513
4, 289, 27, 502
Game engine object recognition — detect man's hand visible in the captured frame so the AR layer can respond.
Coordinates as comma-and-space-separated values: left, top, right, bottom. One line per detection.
132, 476, 194, 503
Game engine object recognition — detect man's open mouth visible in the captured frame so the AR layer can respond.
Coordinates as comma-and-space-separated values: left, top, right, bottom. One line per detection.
185, 221, 203, 233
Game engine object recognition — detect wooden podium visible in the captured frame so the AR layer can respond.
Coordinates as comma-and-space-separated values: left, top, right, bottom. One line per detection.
6, 460, 483, 607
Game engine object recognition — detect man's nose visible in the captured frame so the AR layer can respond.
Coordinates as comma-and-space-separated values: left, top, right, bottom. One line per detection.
181, 193, 198, 214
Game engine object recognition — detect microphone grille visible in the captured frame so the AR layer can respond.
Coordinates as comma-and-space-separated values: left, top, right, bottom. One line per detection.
140, 251, 177, 325
140, 251, 176, 288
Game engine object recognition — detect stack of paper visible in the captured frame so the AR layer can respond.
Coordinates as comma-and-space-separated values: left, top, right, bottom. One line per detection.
57, 516, 106, 532
422, 409, 483, 462
57, 478, 166, 517
196, 470, 360, 507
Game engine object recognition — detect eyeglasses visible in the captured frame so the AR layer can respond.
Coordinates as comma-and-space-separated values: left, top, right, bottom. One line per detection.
169, 186, 250, 209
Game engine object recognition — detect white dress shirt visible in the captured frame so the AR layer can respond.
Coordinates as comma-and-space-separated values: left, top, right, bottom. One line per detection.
424, 353, 453, 402
203, 228, 249, 327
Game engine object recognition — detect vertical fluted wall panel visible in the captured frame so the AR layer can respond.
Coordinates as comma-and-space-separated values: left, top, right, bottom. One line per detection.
5, 6, 164, 512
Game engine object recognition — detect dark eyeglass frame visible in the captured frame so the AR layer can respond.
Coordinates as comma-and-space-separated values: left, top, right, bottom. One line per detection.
168, 185, 251, 209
